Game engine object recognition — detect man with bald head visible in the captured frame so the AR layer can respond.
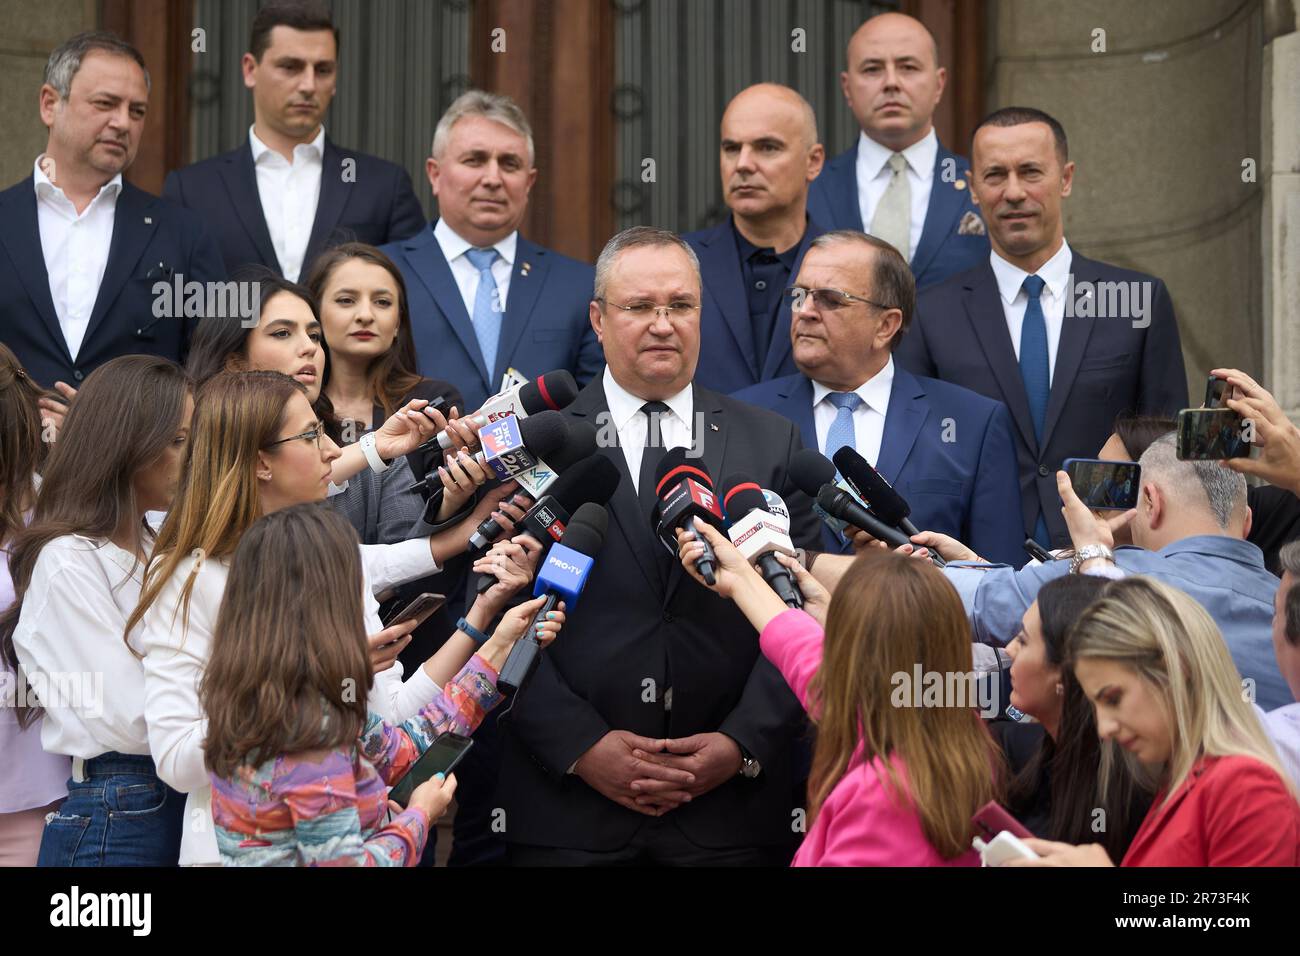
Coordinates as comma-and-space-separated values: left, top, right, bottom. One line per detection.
684, 83, 826, 394
808, 11, 989, 289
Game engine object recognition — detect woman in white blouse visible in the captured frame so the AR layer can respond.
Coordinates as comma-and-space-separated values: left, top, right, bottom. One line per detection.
124, 370, 527, 865
2, 355, 194, 866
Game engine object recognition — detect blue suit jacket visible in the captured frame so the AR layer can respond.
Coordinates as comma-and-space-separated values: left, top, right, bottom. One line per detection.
897, 253, 1188, 548
163, 137, 426, 279
0, 178, 225, 388
807, 140, 989, 290
733, 365, 1025, 567
380, 224, 604, 412
682, 217, 824, 394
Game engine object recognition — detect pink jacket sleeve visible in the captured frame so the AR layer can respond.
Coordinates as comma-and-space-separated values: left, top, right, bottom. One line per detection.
759, 608, 825, 713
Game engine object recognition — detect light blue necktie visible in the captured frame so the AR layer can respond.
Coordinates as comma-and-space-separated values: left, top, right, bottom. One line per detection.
824, 391, 864, 465
1019, 274, 1051, 547
465, 247, 501, 378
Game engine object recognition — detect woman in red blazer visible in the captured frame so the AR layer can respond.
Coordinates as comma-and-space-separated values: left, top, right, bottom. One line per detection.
1009, 576, 1300, 867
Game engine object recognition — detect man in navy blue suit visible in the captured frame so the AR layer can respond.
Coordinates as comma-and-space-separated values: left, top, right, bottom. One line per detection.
896, 107, 1188, 550
162, 2, 425, 281
381, 91, 603, 413
683, 83, 826, 395
734, 230, 1024, 566
0, 31, 224, 394
807, 12, 989, 290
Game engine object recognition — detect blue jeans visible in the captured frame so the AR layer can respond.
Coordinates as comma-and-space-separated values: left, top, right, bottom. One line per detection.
37, 753, 185, 867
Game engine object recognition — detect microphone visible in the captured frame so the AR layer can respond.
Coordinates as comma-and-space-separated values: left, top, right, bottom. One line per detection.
472, 456, 620, 593
497, 503, 608, 696
468, 421, 598, 549
424, 370, 579, 451
815, 485, 914, 551
789, 448, 871, 537
832, 447, 944, 567
651, 447, 725, 586
720, 475, 802, 608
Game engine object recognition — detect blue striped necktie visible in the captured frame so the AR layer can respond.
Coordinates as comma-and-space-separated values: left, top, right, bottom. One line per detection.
1019, 273, 1051, 548
465, 247, 501, 378
824, 391, 863, 463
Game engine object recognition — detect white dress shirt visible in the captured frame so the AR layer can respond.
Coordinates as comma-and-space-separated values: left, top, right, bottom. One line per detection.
855, 129, 937, 261
139, 540, 441, 866
989, 239, 1073, 386
602, 367, 694, 495
249, 125, 324, 282
11, 535, 150, 760
811, 357, 894, 467
1262, 702, 1300, 790
435, 217, 517, 321
33, 157, 122, 361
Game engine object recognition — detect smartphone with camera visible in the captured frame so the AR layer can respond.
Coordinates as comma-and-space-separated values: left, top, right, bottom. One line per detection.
382, 592, 445, 629
386, 732, 474, 809
1062, 458, 1141, 510
1176, 408, 1251, 460
1203, 375, 1230, 409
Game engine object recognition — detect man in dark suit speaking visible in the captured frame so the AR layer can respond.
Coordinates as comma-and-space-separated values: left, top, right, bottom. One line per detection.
896, 107, 1188, 549
0, 31, 224, 391
499, 227, 821, 865
163, 2, 425, 281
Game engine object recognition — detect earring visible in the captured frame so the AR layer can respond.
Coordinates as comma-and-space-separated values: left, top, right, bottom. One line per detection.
259, 470, 272, 480
1055, 683, 1064, 695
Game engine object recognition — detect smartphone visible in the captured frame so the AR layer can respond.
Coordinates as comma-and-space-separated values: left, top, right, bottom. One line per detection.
972, 800, 1034, 842
1176, 408, 1251, 460
1203, 375, 1229, 409
382, 592, 445, 629
1062, 458, 1141, 510
386, 732, 474, 809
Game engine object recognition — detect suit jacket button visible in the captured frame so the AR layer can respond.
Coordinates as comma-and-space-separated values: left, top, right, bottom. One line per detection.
73, 370, 83, 381
662, 612, 674, 624
1038, 465, 1050, 477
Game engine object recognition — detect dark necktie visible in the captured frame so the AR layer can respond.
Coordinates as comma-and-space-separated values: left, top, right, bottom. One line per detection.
637, 401, 671, 520
1019, 274, 1051, 547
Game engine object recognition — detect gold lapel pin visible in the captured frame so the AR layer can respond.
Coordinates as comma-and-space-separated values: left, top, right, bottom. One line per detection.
710, 423, 719, 432
144, 216, 153, 224
954, 180, 966, 191
521, 262, 532, 276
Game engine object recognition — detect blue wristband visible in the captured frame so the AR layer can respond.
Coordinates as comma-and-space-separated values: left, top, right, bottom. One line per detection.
457, 616, 492, 647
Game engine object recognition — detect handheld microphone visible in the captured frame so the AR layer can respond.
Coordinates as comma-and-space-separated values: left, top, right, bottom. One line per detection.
497, 503, 608, 696
720, 476, 802, 608
468, 421, 598, 549
789, 448, 871, 537
473, 456, 620, 592
815, 485, 914, 550
424, 370, 579, 451
651, 448, 725, 586
831, 447, 944, 567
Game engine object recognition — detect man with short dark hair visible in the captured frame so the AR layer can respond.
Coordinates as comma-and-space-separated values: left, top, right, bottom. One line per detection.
734, 230, 1024, 565
164, 0, 425, 280
897, 106, 1188, 549
0, 31, 224, 390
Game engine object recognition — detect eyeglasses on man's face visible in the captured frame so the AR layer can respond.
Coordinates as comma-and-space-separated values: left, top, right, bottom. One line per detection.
263, 420, 326, 451
599, 298, 700, 321
784, 285, 892, 313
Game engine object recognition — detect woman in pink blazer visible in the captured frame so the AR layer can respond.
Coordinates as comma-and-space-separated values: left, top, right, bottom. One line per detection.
677, 520, 1001, 866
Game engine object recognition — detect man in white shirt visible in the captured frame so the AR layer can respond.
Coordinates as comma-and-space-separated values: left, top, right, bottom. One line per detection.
807, 11, 989, 289
1266, 541, 1300, 787
0, 31, 224, 391
163, 1, 425, 281
381, 90, 604, 414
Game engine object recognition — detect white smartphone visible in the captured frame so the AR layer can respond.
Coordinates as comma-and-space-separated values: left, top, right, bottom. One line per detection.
973, 831, 1040, 867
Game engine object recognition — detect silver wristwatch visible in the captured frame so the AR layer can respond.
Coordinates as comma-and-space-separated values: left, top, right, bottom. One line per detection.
738, 749, 761, 779
1069, 543, 1115, 574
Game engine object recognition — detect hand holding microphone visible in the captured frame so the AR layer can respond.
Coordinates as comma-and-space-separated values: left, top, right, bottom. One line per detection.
469, 534, 545, 612
650, 448, 726, 585
423, 370, 580, 452
719, 476, 803, 608
674, 518, 794, 634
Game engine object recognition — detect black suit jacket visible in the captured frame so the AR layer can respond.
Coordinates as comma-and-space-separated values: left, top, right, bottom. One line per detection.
896, 252, 1188, 547
162, 136, 425, 279
0, 178, 225, 388
497, 377, 822, 852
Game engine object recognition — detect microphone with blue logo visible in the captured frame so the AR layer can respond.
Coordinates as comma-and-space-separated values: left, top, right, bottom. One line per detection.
497, 502, 609, 696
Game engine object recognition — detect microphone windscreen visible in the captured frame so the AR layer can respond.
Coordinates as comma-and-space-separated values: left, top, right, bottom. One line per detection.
548, 421, 598, 471
653, 446, 714, 499
564, 502, 608, 555
789, 448, 836, 496
832, 447, 909, 525
719, 473, 767, 519
517, 409, 570, 458
518, 370, 579, 414
548, 456, 621, 512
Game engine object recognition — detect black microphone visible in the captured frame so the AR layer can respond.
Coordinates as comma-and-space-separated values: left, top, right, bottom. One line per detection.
720, 475, 802, 608
468, 421, 599, 550
474, 455, 620, 594
651, 447, 726, 586
497, 503, 608, 696
815, 486, 915, 550
832, 447, 944, 567
421, 370, 579, 452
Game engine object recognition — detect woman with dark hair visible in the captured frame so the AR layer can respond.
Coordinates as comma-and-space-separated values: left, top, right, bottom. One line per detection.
1, 355, 193, 866
996, 574, 1153, 860
0, 344, 67, 865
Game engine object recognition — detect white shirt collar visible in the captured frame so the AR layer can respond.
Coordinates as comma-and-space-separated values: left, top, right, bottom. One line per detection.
32, 155, 122, 205
248, 124, 325, 164
434, 217, 518, 268
602, 366, 694, 433
990, 238, 1073, 305
857, 128, 937, 182
811, 356, 895, 417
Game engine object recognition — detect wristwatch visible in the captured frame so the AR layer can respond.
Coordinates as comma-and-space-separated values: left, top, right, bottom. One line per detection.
1069, 543, 1115, 574
737, 745, 761, 779
359, 431, 391, 474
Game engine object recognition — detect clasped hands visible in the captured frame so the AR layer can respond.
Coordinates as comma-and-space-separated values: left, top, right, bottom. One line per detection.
574, 729, 744, 817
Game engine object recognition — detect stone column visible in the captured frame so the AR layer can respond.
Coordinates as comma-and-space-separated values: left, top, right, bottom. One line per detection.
1263, 4, 1300, 418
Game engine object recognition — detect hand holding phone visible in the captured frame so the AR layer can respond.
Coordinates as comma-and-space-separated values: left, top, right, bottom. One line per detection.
972, 800, 1034, 841
381, 592, 445, 631
387, 732, 475, 808
1062, 458, 1140, 510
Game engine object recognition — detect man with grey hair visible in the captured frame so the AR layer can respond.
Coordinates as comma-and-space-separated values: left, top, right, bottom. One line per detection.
163, 0, 425, 280
382, 89, 602, 412
683, 83, 827, 393
0, 30, 224, 390
498, 225, 823, 865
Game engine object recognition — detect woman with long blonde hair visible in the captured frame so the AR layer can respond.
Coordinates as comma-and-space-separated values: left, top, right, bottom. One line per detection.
1011, 576, 1300, 866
